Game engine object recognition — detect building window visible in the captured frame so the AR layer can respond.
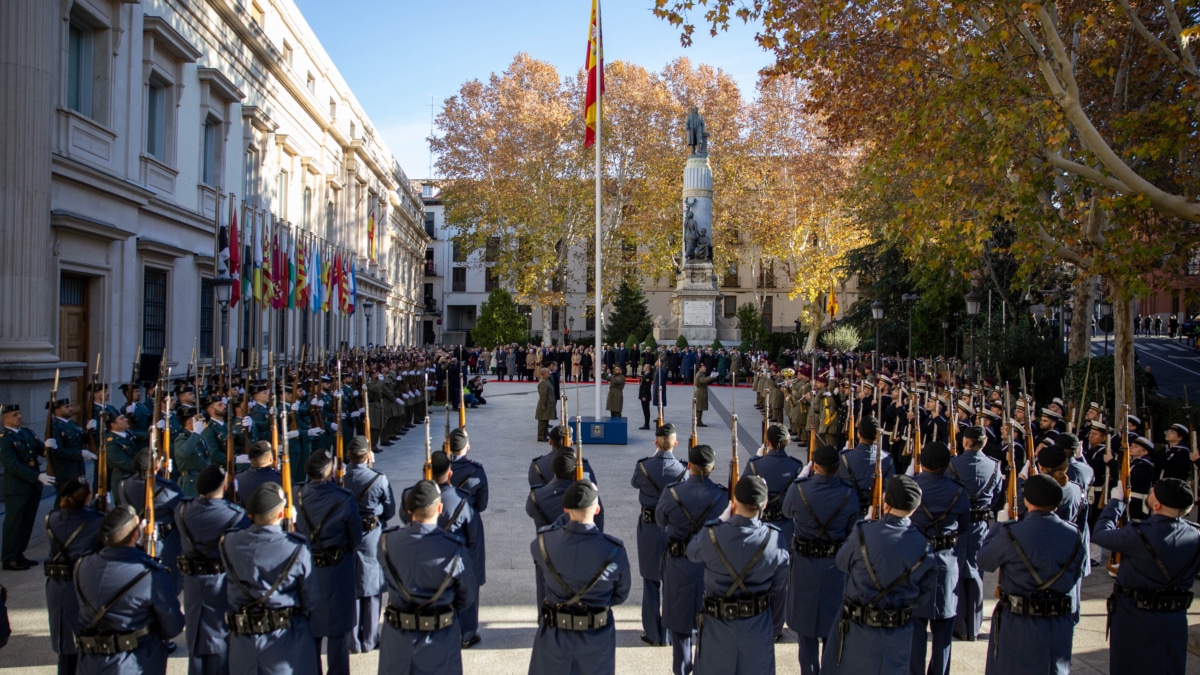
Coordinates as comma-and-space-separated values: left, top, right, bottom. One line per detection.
759, 260, 775, 289
302, 186, 312, 230
585, 306, 596, 331
452, 241, 466, 263
723, 262, 738, 288
244, 147, 260, 205
761, 296, 773, 332
250, 1, 265, 26
1188, 248, 1200, 276
282, 41, 293, 67
485, 236, 500, 263
724, 296, 737, 318
422, 185, 433, 197
485, 268, 500, 292
200, 278, 214, 359
329, 98, 337, 120
146, 80, 168, 160
586, 267, 595, 293
276, 170, 289, 220
424, 213, 436, 238
552, 309, 560, 332
67, 20, 95, 117
143, 268, 168, 356
349, 122, 356, 139
201, 118, 219, 186
452, 266, 467, 292
306, 72, 315, 94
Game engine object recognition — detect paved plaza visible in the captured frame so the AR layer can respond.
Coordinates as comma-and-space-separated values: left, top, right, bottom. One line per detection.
2, 379, 1199, 673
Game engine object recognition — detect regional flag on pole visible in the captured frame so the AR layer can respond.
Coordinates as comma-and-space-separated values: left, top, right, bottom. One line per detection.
229, 199, 241, 307
287, 226, 297, 310
583, 0, 604, 148
253, 210, 265, 303
367, 209, 376, 264
827, 281, 839, 318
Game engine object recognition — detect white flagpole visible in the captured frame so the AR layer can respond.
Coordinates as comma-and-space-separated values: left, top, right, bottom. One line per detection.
593, 77, 602, 419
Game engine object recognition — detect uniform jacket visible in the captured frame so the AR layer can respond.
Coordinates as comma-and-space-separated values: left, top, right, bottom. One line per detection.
175, 497, 249, 656
630, 452, 686, 580
295, 480, 363, 638
44, 507, 104, 655
0, 426, 43, 495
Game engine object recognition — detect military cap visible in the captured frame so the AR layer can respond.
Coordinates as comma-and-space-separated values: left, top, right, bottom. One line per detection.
348, 436, 371, 457
405, 479, 441, 511
656, 422, 677, 438
1037, 445, 1068, 469
688, 444, 716, 466
46, 398, 71, 410
812, 444, 840, 468
305, 450, 333, 477
246, 482, 287, 515
0, 404, 19, 413
1133, 436, 1155, 452
1087, 423, 1109, 435
885, 475, 922, 511
563, 480, 599, 509
1153, 478, 1194, 510
196, 465, 226, 495
99, 505, 140, 544
921, 441, 952, 470
1024, 474, 1063, 508
447, 428, 469, 453
1088, 401, 1102, 411
1169, 423, 1190, 437
734, 474, 769, 506
201, 395, 223, 409
56, 475, 90, 500
1039, 408, 1063, 421
766, 423, 790, 448
1127, 414, 1142, 426
962, 426, 986, 442
248, 440, 273, 459
548, 425, 568, 443
430, 450, 452, 477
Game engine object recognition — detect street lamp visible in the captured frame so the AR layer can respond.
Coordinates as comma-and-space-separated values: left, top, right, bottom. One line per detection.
212, 275, 234, 357
568, 315, 574, 343
871, 300, 885, 372
902, 293, 920, 367
364, 302, 374, 347
965, 290, 981, 381
1062, 304, 1074, 355
941, 318, 950, 357
1099, 298, 1113, 356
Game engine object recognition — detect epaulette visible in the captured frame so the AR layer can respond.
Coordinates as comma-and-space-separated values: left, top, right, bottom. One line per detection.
602, 532, 623, 546
536, 522, 560, 534
283, 531, 308, 545
224, 501, 245, 514
703, 519, 722, 528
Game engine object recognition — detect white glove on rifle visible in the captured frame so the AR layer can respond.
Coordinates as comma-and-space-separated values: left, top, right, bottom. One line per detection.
268, 407, 277, 416
1110, 485, 1126, 501
44, 438, 58, 449
311, 398, 320, 407
395, 398, 402, 405
330, 423, 338, 432
307, 428, 323, 437
234, 454, 250, 465
191, 418, 206, 433
242, 417, 253, 428
353, 390, 361, 398
717, 502, 733, 522
997, 507, 1011, 522
286, 430, 299, 440
351, 410, 362, 419
82, 450, 98, 461
333, 390, 342, 399
290, 402, 300, 412
797, 461, 813, 480
155, 420, 166, 430
38, 473, 55, 486
1018, 461, 1030, 480
126, 404, 137, 415
86, 419, 97, 431
905, 461, 916, 477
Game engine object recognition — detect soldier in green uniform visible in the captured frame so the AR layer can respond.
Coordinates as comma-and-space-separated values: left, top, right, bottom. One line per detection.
0, 405, 55, 570
46, 397, 94, 487
694, 364, 714, 427
248, 384, 272, 441
103, 414, 138, 499
282, 385, 314, 479
173, 405, 211, 498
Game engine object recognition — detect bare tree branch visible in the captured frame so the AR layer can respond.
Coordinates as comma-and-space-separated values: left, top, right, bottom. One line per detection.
1117, 0, 1199, 78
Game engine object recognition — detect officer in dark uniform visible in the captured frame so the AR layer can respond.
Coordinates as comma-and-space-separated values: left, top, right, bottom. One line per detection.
295, 450, 362, 675
979, 474, 1085, 675
656, 444, 729, 675
836, 416, 894, 517
173, 405, 211, 498
234, 440, 282, 504
782, 444, 858, 675
377, 479, 475, 673
47, 397, 93, 487
1, 404, 55, 570
283, 385, 315, 482
199, 395, 232, 476
44, 476, 103, 675
686, 474, 789, 674
102, 414, 137, 499
1095, 477, 1200, 674
631, 422, 687, 647
87, 384, 121, 447
947, 426, 1002, 641
908, 442, 970, 675
175, 465, 249, 675
747, 423, 804, 640
73, 505, 184, 674
528, 425, 598, 487
1116, 436, 1156, 521
528, 452, 586, 530
220, 482, 319, 675
1158, 423, 1192, 481
247, 384, 272, 441
821, 475, 935, 675
445, 426, 487, 649
341, 437, 396, 654
120, 383, 152, 451
529, 480, 631, 675
638, 365, 654, 430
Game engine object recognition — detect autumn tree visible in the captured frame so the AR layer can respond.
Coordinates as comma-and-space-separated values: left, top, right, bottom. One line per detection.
472, 288, 526, 347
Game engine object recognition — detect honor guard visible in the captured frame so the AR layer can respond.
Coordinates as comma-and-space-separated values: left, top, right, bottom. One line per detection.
47, 397, 93, 487
535, 368, 556, 441
1093, 477, 1200, 675
341, 437, 396, 654
220, 483, 319, 675
444, 428, 487, 649
528, 426, 597, 487
1118, 436, 1156, 521
782, 444, 859, 675
247, 384, 271, 441
87, 384, 121, 446
687, 474, 789, 675
284, 385, 318, 480
947, 426, 1003, 641
175, 465, 249, 675
631, 423, 688, 647
1, 404, 56, 570
836, 416, 894, 517
234, 441, 282, 505
120, 449, 184, 593
377, 480, 475, 674
44, 476, 104, 675
1057, 433, 1095, 587
746, 423, 803, 640
655, 444, 729, 675
120, 384, 152, 451
821, 475, 935, 675
103, 415, 137, 499
295, 450, 362, 675
1084, 423, 1112, 530
979, 474, 1085, 675
1158, 423, 1193, 481
529, 480, 631, 675
173, 405, 212, 498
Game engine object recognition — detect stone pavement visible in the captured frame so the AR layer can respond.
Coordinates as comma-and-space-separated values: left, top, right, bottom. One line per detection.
2, 378, 1199, 673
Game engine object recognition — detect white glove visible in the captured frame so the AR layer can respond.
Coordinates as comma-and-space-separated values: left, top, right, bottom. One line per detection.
755, 444, 767, 458
268, 407, 277, 416
330, 423, 338, 432
333, 390, 342, 399
307, 428, 323, 437
290, 402, 299, 412
353, 390, 361, 398
717, 502, 733, 522
1018, 461, 1030, 480
155, 420, 166, 430
351, 410, 362, 418
38, 473, 55, 486
287, 506, 297, 522
235, 454, 250, 464
905, 461, 916, 477
1111, 485, 1126, 501
286, 430, 299, 440
81, 449, 98, 461
44, 438, 58, 449
377, 374, 384, 381
395, 398, 402, 405
311, 398, 321, 407
797, 461, 813, 479
191, 418, 206, 433
86, 419, 97, 431
316, 399, 325, 408
126, 404, 137, 414
997, 507, 1011, 522
242, 416, 253, 428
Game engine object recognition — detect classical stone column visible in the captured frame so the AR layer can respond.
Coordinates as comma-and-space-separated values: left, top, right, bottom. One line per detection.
0, 0, 57, 365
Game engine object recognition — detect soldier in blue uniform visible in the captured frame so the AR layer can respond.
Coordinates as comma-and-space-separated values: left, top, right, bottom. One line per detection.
377, 479, 475, 674
836, 416, 894, 518
44, 476, 104, 675
120, 383, 152, 451
247, 384, 271, 440
1116, 436, 1156, 521
528, 425, 598, 487
782, 444, 859, 675
947, 426, 1002, 641
655, 444, 728, 675
979, 474, 1085, 675
295, 450, 362, 675
234, 441, 282, 505
87, 384, 121, 447
821, 475, 936, 675
687, 474, 789, 674
1, 404, 56, 570
907, 442, 970, 675
103, 414, 137, 499
341, 437, 396, 654
175, 465, 250, 675
119, 449, 184, 593
529, 480, 631, 675
46, 397, 94, 487
73, 504, 184, 675
220, 482, 319, 675
173, 405, 212, 498
444, 429, 487, 649
631, 422, 688, 647
747, 423, 804, 640
1093, 477, 1200, 675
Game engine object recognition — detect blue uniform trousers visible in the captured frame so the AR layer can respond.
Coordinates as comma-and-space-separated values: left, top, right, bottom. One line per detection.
695, 612, 775, 675
351, 594, 382, 653
528, 620, 617, 675
910, 617, 953, 675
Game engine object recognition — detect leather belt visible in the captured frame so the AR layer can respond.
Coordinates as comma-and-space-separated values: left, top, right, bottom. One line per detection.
667, 538, 689, 557
540, 603, 610, 631
761, 502, 785, 522
970, 508, 991, 523
929, 532, 959, 551
841, 599, 913, 628
177, 556, 225, 576
225, 607, 300, 634
312, 546, 347, 567
702, 593, 771, 621
792, 536, 841, 559
75, 626, 150, 654
1000, 591, 1073, 617
44, 560, 73, 580
385, 604, 455, 632
362, 515, 380, 533
1112, 584, 1194, 613
640, 507, 655, 524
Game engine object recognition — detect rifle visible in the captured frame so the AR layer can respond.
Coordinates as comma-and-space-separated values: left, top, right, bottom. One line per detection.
560, 391, 572, 448
459, 368, 467, 429
762, 377, 771, 445
335, 360, 345, 484
270, 354, 280, 471
869, 422, 883, 520
1004, 385, 1018, 521
689, 396, 699, 449
361, 366, 373, 469
1076, 355, 1092, 434
277, 373, 295, 532
46, 367, 62, 478
145, 367, 167, 558
1097, 395, 1111, 511
161, 366, 172, 480
1107, 400, 1132, 575
128, 347, 141, 399
1185, 386, 1197, 506
575, 404, 585, 482
187, 338, 197, 384
730, 373, 740, 492
423, 373, 433, 480
657, 378, 665, 430
1019, 369, 1038, 476
912, 390, 923, 476
847, 384, 857, 450
442, 374, 452, 453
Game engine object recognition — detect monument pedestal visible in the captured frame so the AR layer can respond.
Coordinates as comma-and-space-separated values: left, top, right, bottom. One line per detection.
653, 261, 740, 345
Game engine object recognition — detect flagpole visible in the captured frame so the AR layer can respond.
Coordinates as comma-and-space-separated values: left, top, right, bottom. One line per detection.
590, 0, 603, 419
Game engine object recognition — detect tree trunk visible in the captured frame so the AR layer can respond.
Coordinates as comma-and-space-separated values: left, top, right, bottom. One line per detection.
1069, 274, 1098, 365
805, 301, 825, 352
1112, 284, 1136, 427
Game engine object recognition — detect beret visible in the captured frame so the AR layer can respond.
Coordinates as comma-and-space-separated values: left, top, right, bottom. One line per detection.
920, 442, 952, 471
562, 480, 599, 509
1054, 433, 1080, 453
1037, 446, 1068, 468
448, 428, 469, 453
305, 450, 333, 476
405, 480, 441, 511
688, 444, 716, 466
246, 482, 287, 515
734, 474, 769, 506
812, 444, 840, 468
56, 474, 90, 500
962, 426, 986, 442
552, 450, 577, 480
196, 465, 226, 495
1024, 474, 1063, 508
99, 505, 140, 543
430, 451, 451, 476
858, 416, 879, 440
1153, 478, 1194, 510
656, 422, 677, 438
885, 475, 922, 511
248, 440, 273, 459
766, 423, 790, 447
348, 436, 371, 455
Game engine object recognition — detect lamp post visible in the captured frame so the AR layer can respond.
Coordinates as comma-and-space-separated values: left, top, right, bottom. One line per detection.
871, 300, 885, 372
965, 290, 981, 381
364, 302, 374, 347
941, 318, 949, 358
1062, 304, 1073, 355
568, 315, 574, 344
212, 275, 233, 358
1099, 299, 1113, 356
902, 293, 920, 367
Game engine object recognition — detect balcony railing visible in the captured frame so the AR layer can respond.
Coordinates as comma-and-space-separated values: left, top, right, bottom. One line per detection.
424, 262, 438, 276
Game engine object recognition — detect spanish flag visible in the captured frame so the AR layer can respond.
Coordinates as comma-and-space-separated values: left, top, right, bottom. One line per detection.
583, 0, 603, 148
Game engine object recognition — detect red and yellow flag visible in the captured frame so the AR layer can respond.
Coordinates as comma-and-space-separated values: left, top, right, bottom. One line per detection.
827, 282, 839, 318
367, 209, 376, 263
583, 0, 604, 148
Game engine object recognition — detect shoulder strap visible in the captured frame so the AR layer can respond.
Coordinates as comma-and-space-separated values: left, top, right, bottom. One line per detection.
299, 494, 341, 547
917, 486, 966, 535
668, 486, 723, 540
75, 563, 153, 632
857, 526, 927, 609
638, 460, 663, 496
355, 473, 383, 502
1133, 524, 1200, 588
442, 497, 468, 532
538, 531, 618, 605
708, 526, 771, 598
796, 482, 855, 541
529, 489, 552, 525
840, 453, 863, 497
380, 531, 461, 610
220, 534, 304, 612
972, 463, 1002, 503
1003, 525, 1083, 592
45, 514, 91, 563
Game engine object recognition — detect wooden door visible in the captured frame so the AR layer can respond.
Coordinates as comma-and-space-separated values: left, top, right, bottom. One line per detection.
59, 275, 89, 413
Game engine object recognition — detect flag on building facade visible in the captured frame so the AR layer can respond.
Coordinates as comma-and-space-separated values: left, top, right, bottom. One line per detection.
217, 206, 230, 275
583, 0, 604, 148
287, 226, 297, 310
252, 209, 264, 303
367, 209, 376, 263
229, 199, 241, 307
295, 234, 308, 309
347, 257, 357, 315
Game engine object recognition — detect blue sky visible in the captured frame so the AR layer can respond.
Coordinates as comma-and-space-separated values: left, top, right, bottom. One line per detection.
291, 0, 771, 179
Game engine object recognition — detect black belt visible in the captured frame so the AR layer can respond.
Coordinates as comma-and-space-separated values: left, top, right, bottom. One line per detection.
75, 626, 151, 654
702, 593, 771, 621
44, 560, 73, 580
156, 522, 176, 537
929, 532, 959, 551
312, 546, 347, 567
667, 538, 689, 557
970, 508, 991, 523
225, 607, 300, 634
999, 591, 1072, 617
761, 502, 785, 522
640, 507, 656, 524
177, 556, 225, 576
540, 603, 610, 631
362, 515, 380, 533
1112, 584, 1194, 613
793, 536, 842, 559
384, 604, 455, 632
842, 599, 913, 628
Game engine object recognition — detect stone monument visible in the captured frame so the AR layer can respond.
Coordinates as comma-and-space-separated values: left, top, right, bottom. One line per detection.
654, 107, 741, 345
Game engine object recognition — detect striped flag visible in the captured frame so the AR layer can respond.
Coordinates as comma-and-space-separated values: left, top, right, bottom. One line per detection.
309, 241, 321, 313
347, 257, 357, 315
253, 210, 265, 303
583, 0, 604, 148
229, 199, 241, 307
367, 209, 376, 263
287, 226, 297, 310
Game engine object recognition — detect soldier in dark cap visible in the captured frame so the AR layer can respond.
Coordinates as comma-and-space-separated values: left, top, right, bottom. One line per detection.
234, 440, 282, 505
175, 464, 249, 675
907, 441, 970, 675
836, 416, 894, 517
528, 425, 598, 487
295, 450, 361, 675
172, 405, 212, 498
1094, 477, 1200, 674
687, 474, 789, 674
220, 482, 319, 675
655, 444, 729, 675
948, 426, 1002, 641
1159, 423, 1192, 481
746, 422, 804, 640
73, 504, 184, 674
119, 448, 183, 593
120, 383, 152, 451
46, 396, 93, 487
103, 414, 137, 499
631, 422, 688, 647
821, 475, 936, 675
340, 436, 395, 654
1, 403, 55, 570
529, 480, 631, 675
980, 473, 1085, 675
1018, 446, 1086, 528
377, 479, 475, 673
44, 476, 103, 675
444, 426, 488, 647
781, 444, 858, 675
1113, 435, 1157, 522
